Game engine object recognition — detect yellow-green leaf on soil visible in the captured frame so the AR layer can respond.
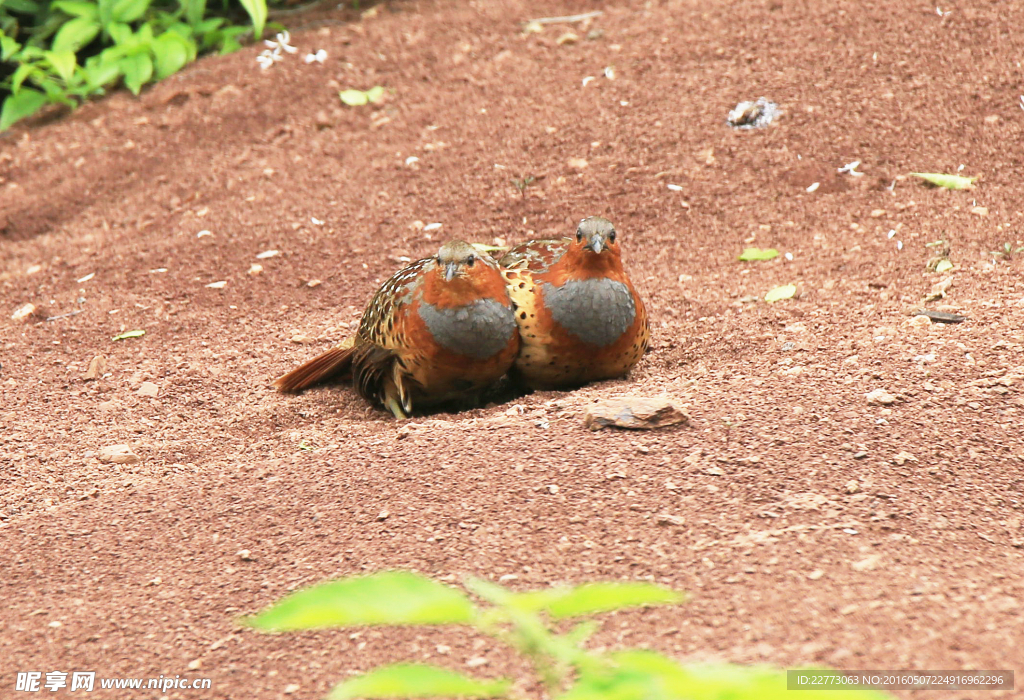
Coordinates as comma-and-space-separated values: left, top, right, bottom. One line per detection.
339, 86, 386, 106
909, 172, 977, 189
764, 284, 796, 303
738, 247, 779, 261
112, 329, 146, 341
246, 571, 475, 631
934, 259, 953, 273
330, 664, 510, 700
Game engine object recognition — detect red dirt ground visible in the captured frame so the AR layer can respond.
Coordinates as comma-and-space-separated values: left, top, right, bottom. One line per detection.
2, 0, 1023, 697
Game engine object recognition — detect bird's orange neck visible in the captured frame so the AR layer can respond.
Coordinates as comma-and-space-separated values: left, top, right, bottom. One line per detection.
547, 244, 626, 285
421, 267, 511, 308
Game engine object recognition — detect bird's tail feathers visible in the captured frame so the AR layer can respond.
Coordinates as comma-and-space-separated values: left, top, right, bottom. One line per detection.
273, 338, 356, 393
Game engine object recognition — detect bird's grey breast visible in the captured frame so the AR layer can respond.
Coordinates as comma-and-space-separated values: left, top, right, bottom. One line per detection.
418, 298, 517, 359
542, 279, 635, 346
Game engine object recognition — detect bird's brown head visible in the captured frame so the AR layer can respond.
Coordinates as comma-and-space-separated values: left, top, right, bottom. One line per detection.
425, 240, 509, 307
435, 240, 483, 282
573, 216, 618, 256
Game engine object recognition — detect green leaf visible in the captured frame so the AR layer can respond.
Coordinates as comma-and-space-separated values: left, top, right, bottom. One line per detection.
3, 0, 43, 12
561, 652, 892, 700
107, 21, 133, 44
182, 0, 207, 27
82, 55, 122, 89
152, 32, 191, 79
339, 86, 386, 106
246, 571, 476, 631
119, 51, 152, 94
11, 63, 39, 93
1, 33, 23, 61
764, 284, 796, 303
339, 88, 370, 106
51, 0, 100, 19
738, 247, 779, 261
44, 50, 77, 83
237, 0, 266, 39
511, 582, 684, 620
329, 664, 510, 700
112, 329, 146, 341
933, 258, 953, 273
52, 16, 101, 53
0, 88, 47, 131
909, 172, 977, 189
110, 0, 150, 23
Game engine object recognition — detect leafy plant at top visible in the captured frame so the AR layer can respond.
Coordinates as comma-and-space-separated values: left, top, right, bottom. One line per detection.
909, 172, 977, 190
0, 0, 270, 130
246, 570, 892, 700
738, 247, 778, 262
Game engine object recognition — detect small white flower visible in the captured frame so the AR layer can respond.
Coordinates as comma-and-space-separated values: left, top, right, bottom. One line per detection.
256, 48, 283, 70
957, 163, 965, 172
304, 49, 328, 64
265, 31, 297, 54
581, 76, 596, 87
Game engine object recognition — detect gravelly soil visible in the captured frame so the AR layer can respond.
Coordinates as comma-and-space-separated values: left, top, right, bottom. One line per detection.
2, 0, 1023, 698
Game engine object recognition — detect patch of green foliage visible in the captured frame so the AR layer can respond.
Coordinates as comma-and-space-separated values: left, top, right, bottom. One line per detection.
738, 247, 779, 262
0, 0, 270, 130
247, 570, 892, 700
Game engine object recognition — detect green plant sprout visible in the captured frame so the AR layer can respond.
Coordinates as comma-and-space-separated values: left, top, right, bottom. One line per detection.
990, 242, 1024, 260
247, 570, 891, 700
510, 175, 536, 198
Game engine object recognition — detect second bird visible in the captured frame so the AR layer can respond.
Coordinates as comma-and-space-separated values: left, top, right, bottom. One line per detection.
499, 216, 649, 390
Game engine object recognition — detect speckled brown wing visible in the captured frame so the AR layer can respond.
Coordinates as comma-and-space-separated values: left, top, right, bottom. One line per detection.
499, 239, 571, 380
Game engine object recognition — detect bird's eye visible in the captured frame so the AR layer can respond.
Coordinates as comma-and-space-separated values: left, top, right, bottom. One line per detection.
608, 231, 617, 243
465, 256, 476, 267
576, 230, 583, 242
436, 255, 442, 264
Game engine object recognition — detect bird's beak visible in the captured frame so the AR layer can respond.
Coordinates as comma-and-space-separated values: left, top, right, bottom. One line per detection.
587, 235, 605, 254
444, 262, 459, 282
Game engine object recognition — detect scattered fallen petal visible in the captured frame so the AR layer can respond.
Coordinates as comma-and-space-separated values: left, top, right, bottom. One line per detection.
667, 184, 683, 192
764, 284, 797, 303
582, 76, 596, 87
197, 230, 212, 238
11, 302, 36, 322
256, 250, 280, 259
556, 31, 579, 45
806, 182, 820, 193
249, 263, 264, 275
112, 330, 146, 341
77, 272, 96, 283
583, 397, 690, 431
423, 222, 443, 232
205, 281, 228, 289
